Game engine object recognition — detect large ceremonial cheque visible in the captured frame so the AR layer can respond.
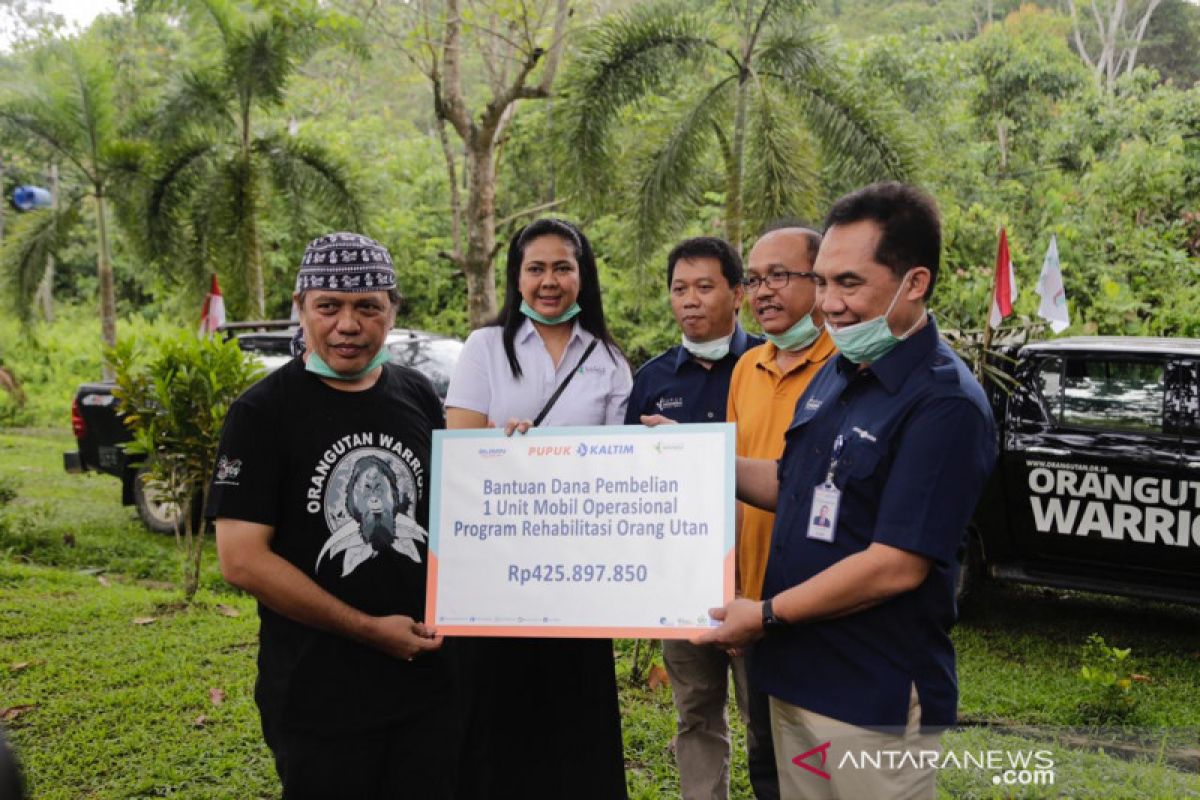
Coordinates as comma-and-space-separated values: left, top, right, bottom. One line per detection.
427, 423, 734, 638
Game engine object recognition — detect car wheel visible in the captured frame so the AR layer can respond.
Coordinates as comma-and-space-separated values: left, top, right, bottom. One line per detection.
955, 528, 986, 609
132, 466, 181, 535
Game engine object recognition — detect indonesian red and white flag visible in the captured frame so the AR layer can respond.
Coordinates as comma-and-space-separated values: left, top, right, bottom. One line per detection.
198, 274, 226, 336
989, 227, 1017, 329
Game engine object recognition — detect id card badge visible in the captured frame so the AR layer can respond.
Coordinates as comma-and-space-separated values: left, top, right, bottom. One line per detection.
806, 482, 840, 542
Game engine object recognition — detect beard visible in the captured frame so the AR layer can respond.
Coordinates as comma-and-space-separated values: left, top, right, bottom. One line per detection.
361, 508, 396, 551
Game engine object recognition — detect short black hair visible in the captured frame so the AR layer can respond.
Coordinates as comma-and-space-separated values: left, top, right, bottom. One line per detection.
823, 182, 941, 298
666, 236, 743, 288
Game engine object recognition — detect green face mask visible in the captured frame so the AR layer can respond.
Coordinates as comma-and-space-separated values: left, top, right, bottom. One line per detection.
305, 348, 391, 381
520, 299, 582, 326
765, 313, 820, 352
826, 272, 922, 364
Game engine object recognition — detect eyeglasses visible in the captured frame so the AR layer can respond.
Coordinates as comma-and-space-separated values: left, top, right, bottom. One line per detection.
741, 271, 817, 292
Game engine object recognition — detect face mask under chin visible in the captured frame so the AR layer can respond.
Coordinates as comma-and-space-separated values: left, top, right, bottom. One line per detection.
826, 273, 923, 364
306, 348, 391, 380
520, 299, 582, 326
682, 331, 733, 361
764, 297, 821, 352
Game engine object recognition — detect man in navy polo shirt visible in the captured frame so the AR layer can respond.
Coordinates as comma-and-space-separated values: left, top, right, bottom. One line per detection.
626, 235, 765, 800
697, 182, 997, 799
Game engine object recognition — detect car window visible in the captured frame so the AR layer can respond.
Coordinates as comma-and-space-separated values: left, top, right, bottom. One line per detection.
1010, 356, 1062, 425
236, 333, 293, 356
387, 338, 463, 399
1058, 358, 1165, 434
1034, 357, 1062, 423
1166, 360, 1200, 437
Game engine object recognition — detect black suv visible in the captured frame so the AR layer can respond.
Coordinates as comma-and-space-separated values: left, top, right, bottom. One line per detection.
967, 336, 1200, 605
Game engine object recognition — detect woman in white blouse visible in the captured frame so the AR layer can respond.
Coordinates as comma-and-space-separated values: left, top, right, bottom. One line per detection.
445, 218, 632, 799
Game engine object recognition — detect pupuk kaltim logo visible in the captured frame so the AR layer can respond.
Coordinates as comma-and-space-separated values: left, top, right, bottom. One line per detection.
792, 741, 832, 780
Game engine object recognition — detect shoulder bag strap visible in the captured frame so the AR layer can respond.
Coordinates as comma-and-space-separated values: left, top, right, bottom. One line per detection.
533, 340, 600, 427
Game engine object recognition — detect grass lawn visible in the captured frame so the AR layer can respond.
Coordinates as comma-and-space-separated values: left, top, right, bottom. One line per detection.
2, 428, 1198, 798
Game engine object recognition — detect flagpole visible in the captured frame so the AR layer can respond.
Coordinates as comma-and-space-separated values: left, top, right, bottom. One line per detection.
978, 227, 1001, 382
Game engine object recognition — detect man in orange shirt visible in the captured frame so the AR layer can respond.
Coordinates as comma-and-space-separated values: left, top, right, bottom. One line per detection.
727, 225, 835, 797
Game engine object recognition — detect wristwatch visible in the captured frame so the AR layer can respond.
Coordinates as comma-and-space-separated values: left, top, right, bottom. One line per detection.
761, 598, 787, 632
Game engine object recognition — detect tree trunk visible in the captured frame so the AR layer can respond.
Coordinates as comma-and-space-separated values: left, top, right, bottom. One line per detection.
436, 118, 463, 259
95, 190, 117, 379
727, 71, 751, 252
183, 487, 208, 604
463, 144, 499, 328
996, 119, 1009, 175
726, 2, 755, 253
429, 0, 568, 329
241, 105, 265, 318
246, 203, 265, 319
36, 163, 58, 322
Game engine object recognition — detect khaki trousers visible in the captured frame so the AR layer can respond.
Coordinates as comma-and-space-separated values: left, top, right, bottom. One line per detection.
769, 686, 939, 800
664, 640, 778, 800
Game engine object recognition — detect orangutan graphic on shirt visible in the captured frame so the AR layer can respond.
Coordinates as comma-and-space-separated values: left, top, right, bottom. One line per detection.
315, 445, 428, 577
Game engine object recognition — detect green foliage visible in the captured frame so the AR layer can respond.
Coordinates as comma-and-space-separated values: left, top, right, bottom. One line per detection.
0, 34, 126, 343
0, 202, 82, 323
108, 331, 262, 602
121, 0, 364, 319
0, 0, 1197, 373
969, 6, 1088, 173
1139, 0, 1200, 88
558, 0, 915, 252
0, 474, 17, 507
0, 307, 182, 428
1076, 632, 1142, 723
0, 562, 273, 800
852, 7, 1200, 339
0, 429, 230, 589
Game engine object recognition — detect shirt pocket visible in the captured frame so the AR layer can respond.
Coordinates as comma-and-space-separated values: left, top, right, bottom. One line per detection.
838, 439, 885, 485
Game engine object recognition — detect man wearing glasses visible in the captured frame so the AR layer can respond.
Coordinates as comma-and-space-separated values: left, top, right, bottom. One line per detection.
726, 224, 834, 800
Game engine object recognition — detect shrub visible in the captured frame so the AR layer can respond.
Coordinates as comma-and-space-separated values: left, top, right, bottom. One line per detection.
108, 332, 263, 602
0, 307, 181, 428
1076, 632, 1144, 724
0, 475, 17, 508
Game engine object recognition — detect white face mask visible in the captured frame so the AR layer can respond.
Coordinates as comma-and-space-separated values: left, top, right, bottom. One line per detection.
681, 332, 733, 361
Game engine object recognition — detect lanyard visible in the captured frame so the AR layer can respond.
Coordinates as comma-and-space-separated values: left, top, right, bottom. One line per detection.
824, 434, 846, 486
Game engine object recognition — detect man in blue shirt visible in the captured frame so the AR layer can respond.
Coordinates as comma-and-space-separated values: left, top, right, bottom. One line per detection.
626, 236, 768, 800
696, 183, 997, 800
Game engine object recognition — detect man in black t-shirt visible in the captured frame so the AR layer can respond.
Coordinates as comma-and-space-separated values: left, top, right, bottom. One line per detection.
208, 233, 457, 800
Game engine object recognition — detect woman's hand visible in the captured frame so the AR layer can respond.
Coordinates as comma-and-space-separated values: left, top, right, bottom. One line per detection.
502, 418, 535, 436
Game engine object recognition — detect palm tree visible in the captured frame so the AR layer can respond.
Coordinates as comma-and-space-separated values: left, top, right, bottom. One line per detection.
0, 37, 132, 359
559, 0, 916, 252
130, 0, 361, 318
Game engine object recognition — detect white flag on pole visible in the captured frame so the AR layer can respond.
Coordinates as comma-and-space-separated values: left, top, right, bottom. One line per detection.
1035, 235, 1070, 333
